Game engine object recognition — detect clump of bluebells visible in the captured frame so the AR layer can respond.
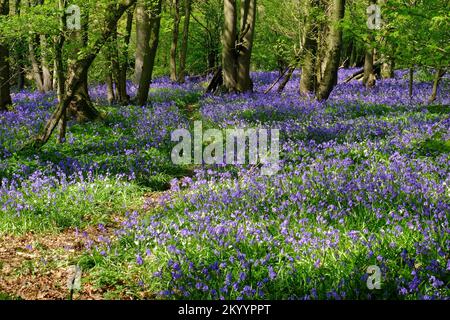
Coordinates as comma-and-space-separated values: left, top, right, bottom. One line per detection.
1, 69, 448, 299
86, 70, 449, 299
0, 79, 202, 233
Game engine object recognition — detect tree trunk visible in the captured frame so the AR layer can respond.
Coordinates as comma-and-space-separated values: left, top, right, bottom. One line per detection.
134, 0, 150, 84
41, 35, 53, 91
55, 0, 67, 142
299, 0, 319, 95
222, 0, 238, 92
67, 9, 99, 121
69, 72, 100, 122
170, 0, 181, 82
110, 26, 121, 102
14, 0, 25, 90
34, 0, 137, 149
29, 34, 45, 92
316, 0, 345, 101
136, 0, 162, 106
236, 0, 257, 92
277, 67, 295, 93
409, 67, 413, 98
363, 47, 376, 88
116, 8, 133, 104
54, 4, 66, 103
363, 0, 376, 88
106, 70, 116, 105
0, 0, 12, 111
381, 56, 394, 79
177, 0, 191, 83
428, 68, 445, 104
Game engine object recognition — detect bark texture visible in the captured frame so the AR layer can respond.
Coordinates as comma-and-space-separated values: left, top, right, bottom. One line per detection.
316, 0, 346, 101
0, 0, 12, 111
136, 0, 162, 106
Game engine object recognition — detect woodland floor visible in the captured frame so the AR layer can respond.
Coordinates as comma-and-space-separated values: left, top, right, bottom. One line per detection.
0, 192, 166, 300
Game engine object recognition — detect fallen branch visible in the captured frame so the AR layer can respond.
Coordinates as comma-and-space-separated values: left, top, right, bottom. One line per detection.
344, 60, 383, 83
264, 67, 290, 94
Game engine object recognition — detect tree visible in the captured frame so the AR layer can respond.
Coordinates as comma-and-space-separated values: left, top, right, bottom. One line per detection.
429, 68, 446, 104
299, 0, 346, 101
13, 0, 25, 90
362, 0, 377, 88
27, 0, 46, 92
33, 0, 138, 148
222, 0, 257, 93
170, 0, 181, 82
222, 0, 238, 91
135, 0, 162, 106
316, 0, 346, 101
0, 0, 12, 111
299, 0, 319, 95
68, 7, 100, 122
177, 0, 191, 83
383, 0, 449, 100
108, 6, 134, 105
192, 0, 223, 73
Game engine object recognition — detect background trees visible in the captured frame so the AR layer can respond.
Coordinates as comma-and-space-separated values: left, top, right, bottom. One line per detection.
0, 0, 12, 111
0, 0, 447, 140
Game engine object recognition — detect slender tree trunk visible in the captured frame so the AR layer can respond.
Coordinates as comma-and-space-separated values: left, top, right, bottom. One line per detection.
0, 0, 12, 111
41, 35, 53, 91
116, 8, 133, 104
16, 49, 25, 90
343, 40, 353, 68
428, 68, 445, 104
67, 10, 99, 122
316, 0, 345, 101
134, 0, 150, 84
27, 0, 45, 92
222, 0, 238, 92
136, 0, 162, 106
277, 67, 295, 93
55, 2, 66, 102
55, 45, 65, 103
300, 0, 319, 95
381, 56, 394, 79
363, 0, 376, 88
177, 0, 191, 83
55, 0, 67, 142
14, 0, 25, 90
170, 0, 181, 82
363, 47, 375, 87
236, 0, 257, 92
106, 70, 116, 105
29, 34, 45, 92
110, 26, 121, 102
409, 67, 413, 98
349, 42, 358, 67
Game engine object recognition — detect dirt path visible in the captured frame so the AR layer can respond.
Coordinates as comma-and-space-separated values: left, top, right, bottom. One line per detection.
0, 192, 168, 300
0, 224, 113, 300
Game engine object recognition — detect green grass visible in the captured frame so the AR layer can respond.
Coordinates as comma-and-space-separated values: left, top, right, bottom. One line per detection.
0, 177, 145, 235
74, 99, 449, 300
0, 292, 21, 300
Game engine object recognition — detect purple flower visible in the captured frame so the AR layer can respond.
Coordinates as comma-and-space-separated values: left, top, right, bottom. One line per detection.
268, 266, 277, 280
429, 276, 444, 288
136, 254, 144, 266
